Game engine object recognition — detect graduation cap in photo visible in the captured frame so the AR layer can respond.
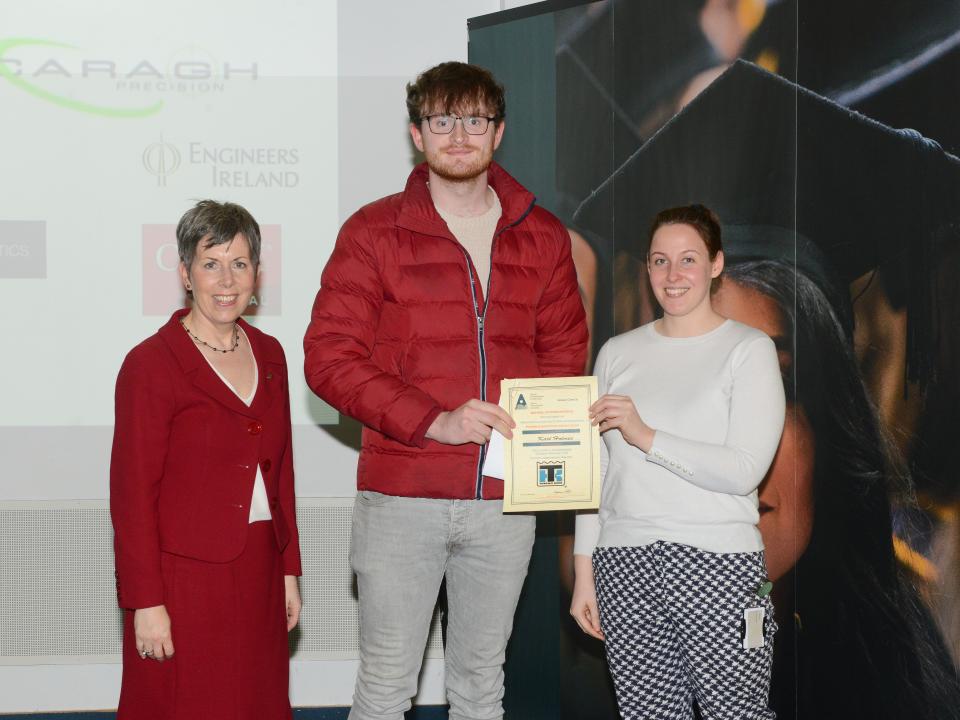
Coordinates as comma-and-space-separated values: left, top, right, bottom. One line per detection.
556, 0, 721, 209
799, 0, 960, 103
742, 0, 960, 102
799, 0, 960, 157
558, 0, 719, 132
852, 36, 960, 156
572, 60, 960, 383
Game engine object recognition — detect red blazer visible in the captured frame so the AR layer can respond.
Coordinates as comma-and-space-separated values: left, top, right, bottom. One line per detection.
110, 309, 302, 610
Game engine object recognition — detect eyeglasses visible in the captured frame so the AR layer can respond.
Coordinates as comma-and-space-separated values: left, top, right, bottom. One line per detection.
422, 114, 496, 135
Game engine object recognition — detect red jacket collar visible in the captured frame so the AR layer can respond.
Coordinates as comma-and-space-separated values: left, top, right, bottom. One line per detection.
159, 308, 281, 369
157, 308, 282, 419
396, 161, 536, 236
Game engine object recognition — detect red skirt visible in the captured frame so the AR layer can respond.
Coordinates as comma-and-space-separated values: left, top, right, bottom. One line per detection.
118, 521, 292, 720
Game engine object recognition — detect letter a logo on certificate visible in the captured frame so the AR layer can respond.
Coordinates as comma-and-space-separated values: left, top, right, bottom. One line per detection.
500, 376, 601, 512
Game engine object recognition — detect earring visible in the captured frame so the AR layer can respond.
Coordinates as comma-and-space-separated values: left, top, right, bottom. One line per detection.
185, 283, 192, 291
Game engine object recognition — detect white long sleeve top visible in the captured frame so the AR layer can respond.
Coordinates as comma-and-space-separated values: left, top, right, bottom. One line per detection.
574, 319, 785, 556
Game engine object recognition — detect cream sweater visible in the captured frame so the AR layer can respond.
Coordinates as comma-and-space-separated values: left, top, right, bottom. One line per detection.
435, 188, 502, 294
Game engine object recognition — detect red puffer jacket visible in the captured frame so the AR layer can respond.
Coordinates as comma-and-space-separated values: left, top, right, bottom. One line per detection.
304, 162, 588, 499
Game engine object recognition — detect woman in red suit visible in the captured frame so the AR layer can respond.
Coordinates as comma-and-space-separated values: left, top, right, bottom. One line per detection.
110, 200, 302, 719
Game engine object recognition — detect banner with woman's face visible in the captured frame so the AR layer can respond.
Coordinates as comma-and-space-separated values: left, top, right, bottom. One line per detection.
470, 2, 960, 717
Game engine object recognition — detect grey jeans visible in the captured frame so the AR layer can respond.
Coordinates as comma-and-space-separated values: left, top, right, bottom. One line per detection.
348, 491, 537, 720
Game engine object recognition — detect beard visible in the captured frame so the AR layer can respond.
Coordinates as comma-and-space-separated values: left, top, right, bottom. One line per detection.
424, 146, 493, 182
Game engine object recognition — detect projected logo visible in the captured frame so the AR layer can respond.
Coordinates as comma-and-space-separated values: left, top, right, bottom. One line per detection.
142, 137, 301, 189
142, 224, 281, 315
143, 136, 182, 187
0, 221, 46, 279
0, 38, 258, 118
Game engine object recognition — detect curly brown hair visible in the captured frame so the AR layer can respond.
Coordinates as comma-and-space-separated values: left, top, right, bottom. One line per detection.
406, 61, 505, 125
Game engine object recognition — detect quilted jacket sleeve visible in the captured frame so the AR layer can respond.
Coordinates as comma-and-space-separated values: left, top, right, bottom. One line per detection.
304, 210, 443, 448
535, 221, 589, 378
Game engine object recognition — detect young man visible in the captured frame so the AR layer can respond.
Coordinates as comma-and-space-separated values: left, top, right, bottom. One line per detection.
304, 61, 588, 720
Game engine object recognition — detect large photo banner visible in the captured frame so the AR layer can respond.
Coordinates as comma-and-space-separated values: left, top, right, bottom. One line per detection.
471, 1, 960, 718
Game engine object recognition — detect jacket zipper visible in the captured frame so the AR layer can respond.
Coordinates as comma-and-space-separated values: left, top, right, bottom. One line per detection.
457, 198, 535, 499
461, 250, 487, 499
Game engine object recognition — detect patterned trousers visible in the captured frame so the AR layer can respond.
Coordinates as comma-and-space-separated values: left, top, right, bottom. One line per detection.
593, 542, 776, 720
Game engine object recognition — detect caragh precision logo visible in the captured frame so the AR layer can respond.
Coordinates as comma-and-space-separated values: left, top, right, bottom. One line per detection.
0, 37, 258, 118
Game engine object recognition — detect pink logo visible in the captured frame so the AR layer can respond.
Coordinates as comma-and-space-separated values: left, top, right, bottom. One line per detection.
142, 224, 281, 316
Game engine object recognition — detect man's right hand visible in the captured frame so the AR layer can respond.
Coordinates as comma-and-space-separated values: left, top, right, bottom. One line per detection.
426, 399, 515, 445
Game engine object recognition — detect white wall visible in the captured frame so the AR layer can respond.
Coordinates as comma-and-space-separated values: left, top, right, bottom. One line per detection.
0, 0, 545, 712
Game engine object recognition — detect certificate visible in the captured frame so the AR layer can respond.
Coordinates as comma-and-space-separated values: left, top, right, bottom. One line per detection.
500, 376, 601, 512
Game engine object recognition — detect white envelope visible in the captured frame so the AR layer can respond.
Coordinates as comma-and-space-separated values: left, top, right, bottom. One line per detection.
481, 429, 506, 480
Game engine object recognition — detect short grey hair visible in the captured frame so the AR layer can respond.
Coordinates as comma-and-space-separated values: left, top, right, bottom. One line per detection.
176, 200, 261, 270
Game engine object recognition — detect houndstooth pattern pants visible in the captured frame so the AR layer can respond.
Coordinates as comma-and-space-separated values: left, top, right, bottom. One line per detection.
593, 542, 776, 720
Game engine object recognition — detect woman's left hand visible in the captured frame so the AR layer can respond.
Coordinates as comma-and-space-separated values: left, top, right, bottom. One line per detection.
284, 575, 302, 631
590, 394, 655, 452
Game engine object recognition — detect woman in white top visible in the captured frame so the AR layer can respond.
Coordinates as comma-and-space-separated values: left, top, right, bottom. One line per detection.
571, 204, 785, 719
